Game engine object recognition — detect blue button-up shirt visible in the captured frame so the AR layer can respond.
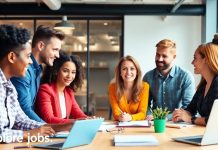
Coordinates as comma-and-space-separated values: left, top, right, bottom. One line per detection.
143, 65, 195, 119
11, 55, 44, 122
0, 69, 43, 143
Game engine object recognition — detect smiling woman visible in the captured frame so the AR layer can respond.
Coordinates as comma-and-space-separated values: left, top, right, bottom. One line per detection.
108, 55, 149, 122
35, 52, 90, 124
172, 35, 218, 126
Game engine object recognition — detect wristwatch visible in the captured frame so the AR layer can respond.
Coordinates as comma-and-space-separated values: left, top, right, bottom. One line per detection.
191, 116, 197, 124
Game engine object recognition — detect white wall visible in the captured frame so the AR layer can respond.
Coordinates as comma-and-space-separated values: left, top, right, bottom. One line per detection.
124, 15, 202, 84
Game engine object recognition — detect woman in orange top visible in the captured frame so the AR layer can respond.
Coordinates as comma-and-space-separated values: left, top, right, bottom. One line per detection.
108, 55, 149, 121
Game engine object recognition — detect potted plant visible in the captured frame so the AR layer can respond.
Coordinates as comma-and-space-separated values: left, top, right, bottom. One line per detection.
150, 107, 170, 133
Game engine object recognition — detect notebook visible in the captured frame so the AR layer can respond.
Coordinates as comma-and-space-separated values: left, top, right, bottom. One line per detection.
33, 118, 104, 149
117, 120, 151, 127
114, 135, 159, 146
172, 99, 218, 146
166, 121, 194, 129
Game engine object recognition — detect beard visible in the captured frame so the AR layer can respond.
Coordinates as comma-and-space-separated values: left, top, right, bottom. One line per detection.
39, 54, 54, 66
155, 60, 171, 71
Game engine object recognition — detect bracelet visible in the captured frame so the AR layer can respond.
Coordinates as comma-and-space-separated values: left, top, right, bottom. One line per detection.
191, 116, 197, 124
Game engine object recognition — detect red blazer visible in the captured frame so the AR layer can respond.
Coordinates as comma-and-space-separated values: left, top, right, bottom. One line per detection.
36, 83, 87, 123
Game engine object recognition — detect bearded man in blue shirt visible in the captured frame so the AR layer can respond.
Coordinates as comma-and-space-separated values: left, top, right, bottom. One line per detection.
143, 39, 195, 120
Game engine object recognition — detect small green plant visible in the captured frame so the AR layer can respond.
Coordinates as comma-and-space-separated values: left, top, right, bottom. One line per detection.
150, 107, 170, 119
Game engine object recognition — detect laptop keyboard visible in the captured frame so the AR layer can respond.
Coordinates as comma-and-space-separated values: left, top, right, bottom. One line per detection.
186, 137, 202, 143
48, 142, 64, 147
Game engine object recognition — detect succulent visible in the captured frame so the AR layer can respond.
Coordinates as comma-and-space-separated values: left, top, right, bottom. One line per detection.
150, 107, 170, 119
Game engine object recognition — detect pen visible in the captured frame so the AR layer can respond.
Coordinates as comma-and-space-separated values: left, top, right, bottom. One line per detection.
118, 108, 123, 114
14, 145, 31, 149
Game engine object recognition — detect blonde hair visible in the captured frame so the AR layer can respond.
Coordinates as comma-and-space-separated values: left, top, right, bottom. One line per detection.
196, 40, 218, 88
115, 55, 142, 102
156, 39, 176, 55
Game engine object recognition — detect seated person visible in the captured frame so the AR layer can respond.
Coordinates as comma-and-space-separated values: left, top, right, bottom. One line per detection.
36, 52, 88, 123
172, 34, 218, 126
0, 24, 72, 143
143, 39, 195, 120
108, 55, 149, 122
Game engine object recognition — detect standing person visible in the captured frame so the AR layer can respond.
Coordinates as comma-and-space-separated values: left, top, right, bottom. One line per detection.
11, 25, 65, 122
108, 55, 149, 122
143, 39, 195, 120
36, 52, 88, 123
172, 35, 218, 126
0, 24, 71, 143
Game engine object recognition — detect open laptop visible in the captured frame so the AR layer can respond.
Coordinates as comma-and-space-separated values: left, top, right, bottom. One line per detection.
33, 118, 104, 149
172, 99, 218, 146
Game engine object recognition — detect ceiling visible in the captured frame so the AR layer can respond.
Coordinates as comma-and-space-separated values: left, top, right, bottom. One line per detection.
0, 0, 204, 16
0, 0, 204, 52
0, 0, 203, 5
62, 0, 202, 4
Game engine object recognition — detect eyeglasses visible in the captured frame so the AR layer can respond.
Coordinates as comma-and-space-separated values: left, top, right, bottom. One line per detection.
106, 127, 124, 134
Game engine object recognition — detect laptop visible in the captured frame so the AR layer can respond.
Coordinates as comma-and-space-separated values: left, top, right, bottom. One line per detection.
172, 99, 218, 146
33, 118, 104, 149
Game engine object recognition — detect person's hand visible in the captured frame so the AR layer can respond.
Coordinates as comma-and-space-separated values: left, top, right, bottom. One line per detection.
146, 115, 153, 121
172, 109, 181, 122
23, 125, 55, 141
118, 112, 132, 122
172, 109, 191, 123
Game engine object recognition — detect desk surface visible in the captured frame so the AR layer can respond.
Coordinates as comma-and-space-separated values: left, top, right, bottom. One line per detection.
2, 124, 218, 150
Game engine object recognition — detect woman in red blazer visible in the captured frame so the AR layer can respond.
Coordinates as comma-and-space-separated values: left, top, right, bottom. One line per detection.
36, 52, 87, 123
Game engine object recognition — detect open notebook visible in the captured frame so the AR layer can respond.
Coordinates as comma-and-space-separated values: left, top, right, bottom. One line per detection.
117, 120, 151, 127
166, 121, 194, 129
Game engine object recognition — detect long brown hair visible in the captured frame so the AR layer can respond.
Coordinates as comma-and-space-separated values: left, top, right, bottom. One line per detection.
115, 55, 143, 102
196, 40, 218, 89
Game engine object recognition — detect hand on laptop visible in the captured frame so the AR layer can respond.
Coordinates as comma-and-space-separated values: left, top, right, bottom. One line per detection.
23, 125, 55, 141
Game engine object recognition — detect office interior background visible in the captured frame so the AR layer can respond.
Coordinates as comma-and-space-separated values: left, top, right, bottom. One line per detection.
0, 0, 217, 119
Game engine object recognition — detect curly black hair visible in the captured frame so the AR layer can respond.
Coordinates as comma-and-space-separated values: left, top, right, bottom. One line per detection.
41, 52, 85, 92
0, 24, 31, 60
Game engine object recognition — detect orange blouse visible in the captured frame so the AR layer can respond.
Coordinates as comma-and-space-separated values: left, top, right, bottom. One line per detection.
108, 82, 149, 121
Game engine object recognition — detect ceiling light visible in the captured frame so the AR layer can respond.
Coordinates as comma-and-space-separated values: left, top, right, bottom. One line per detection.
54, 16, 75, 32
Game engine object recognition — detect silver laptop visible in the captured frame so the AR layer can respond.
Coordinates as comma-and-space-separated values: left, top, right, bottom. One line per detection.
33, 118, 104, 149
172, 99, 218, 146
